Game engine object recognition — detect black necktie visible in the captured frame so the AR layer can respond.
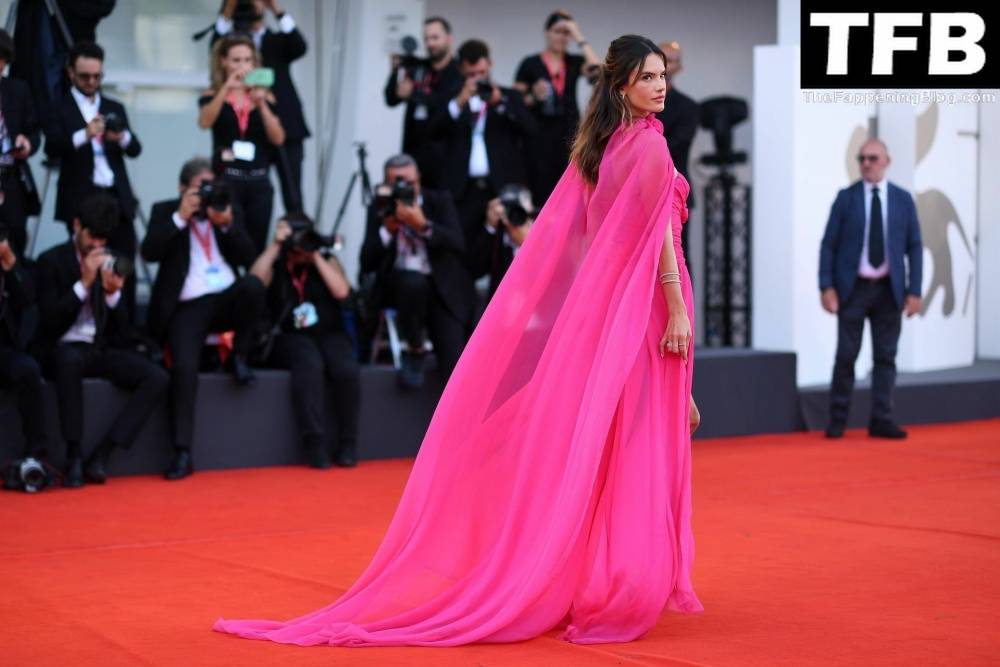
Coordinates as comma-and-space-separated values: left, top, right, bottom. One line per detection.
868, 186, 884, 267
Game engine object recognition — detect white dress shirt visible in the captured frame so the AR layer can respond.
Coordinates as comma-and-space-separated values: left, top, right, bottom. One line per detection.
175, 214, 237, 302
448, 96, 490, 177
215, 13, 297, 50
70, 87, 132, 188
60, 247, 123, 344
377, 195, 434, 275
858, 177, 890, 278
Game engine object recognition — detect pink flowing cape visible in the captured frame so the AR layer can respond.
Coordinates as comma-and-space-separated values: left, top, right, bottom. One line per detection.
213, 114, 703, 646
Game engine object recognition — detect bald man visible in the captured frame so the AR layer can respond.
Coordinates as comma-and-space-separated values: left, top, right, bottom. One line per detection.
819, 138, 923, 439
655, 41, 699, 255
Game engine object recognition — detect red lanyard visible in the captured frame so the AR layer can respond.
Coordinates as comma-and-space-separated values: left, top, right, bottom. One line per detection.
541, 51, 566, 97
287, 261, 309, 303
226, 91, 252, 138
189, 221, 215, 264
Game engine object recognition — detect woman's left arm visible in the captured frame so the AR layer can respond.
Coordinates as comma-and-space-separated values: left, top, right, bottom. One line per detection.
566, 21, 601, 74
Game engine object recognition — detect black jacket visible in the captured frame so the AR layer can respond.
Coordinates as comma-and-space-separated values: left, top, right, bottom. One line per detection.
212, 25, 310, 141
468, 224, 516, 300
0, 260, 35, 351
44, 91, 142, 223
656, 86, 699, 182
141, 198, 257, 340
429, 87, 537, 201
34, 240, 129, 352
360, 188, 473, 325
0, 76, 42, 214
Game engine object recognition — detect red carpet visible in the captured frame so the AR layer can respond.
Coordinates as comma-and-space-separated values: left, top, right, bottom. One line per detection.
2, 419, 998, 666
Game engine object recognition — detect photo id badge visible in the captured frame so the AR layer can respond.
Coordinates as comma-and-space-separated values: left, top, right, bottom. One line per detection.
205, 265, 226, 291
293, 301, 319, 329
413, 104, 428, 121
232, 140, 256, 162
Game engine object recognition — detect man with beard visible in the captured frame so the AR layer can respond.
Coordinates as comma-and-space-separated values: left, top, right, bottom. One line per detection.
383, 16, 463, 188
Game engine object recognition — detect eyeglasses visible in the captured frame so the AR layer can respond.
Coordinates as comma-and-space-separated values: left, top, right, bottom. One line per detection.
75, 72, 103, 81
856, 154, 880, 163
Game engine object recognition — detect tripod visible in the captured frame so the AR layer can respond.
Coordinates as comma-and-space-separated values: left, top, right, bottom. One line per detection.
329, 141, 373, 239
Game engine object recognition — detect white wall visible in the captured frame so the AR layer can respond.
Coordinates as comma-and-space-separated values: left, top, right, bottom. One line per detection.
978, 100, 1000, 359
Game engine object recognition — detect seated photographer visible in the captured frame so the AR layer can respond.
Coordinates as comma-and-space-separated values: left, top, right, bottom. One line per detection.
428, 39, 536, 242
198, 33, 286, 253
360, 153, 473, 389
35, 195, 169, 488
0, 30, 42, 258
0, 227, 48, 460
212, 0, 311, 213
250, 214, 360, 469
469, 185, 535, 303
142, 156, 265, 480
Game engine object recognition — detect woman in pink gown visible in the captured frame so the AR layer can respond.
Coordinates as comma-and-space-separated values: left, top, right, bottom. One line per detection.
213, 34, 703, 647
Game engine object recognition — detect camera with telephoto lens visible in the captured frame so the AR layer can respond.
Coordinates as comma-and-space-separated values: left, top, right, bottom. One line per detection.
284, 214, 336, 254
476, 78, 493, 100
497, 184, 533, 227
231, 0, 264, 33
397, 35, 431, 80
2, 457, 52, 493
102, 251, 133, 279
374, 177, 417, 219
103, 111, 126, 134
197, 180, 232, 217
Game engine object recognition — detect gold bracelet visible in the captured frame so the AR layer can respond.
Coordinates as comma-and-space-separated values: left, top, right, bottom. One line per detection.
659, 272, 680, 280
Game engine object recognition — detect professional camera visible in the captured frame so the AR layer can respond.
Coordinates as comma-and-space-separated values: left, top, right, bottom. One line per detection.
197, 180, 232, 217
2, 457, 52, 493
373, 178, 417, 219
497, 184, 533, 227
102, 251, 134, 279
476, 78, 494, 101
397, 35, 430, 79
231, 0, 263, 34
103, 111, 126, 134
284, 215, 336, 253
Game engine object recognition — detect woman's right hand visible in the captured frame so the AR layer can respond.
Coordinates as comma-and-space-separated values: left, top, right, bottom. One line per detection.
531, 78, 550, 101
224, 68, 247, 92
658, 308, 692, 361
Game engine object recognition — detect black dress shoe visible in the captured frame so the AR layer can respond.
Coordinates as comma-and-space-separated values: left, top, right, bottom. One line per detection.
305, 443, 333, 469
825, 422, 846, 439
230, 355, 256, 386
63, 456, 84, 488
83, 441, 116, 484
164, 449, 194, 480
869, 420, 908, 439
334, 444, 357, 468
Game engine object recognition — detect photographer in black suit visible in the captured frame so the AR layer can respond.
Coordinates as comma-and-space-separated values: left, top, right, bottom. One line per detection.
361, 154, 473, 389
469, 186, 535, 304
0, 227, 48, 458
35, 195, 168, 488
430, 39, 537, 242
44, 41, 142, 320
142, 157, 265, 479
0, 30, 42, 258
384, 16, 463, 188
251, 213, 360, 468
213, 0, 310, 212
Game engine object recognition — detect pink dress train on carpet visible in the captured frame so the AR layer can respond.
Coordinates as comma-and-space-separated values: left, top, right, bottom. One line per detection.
213, 114, 703, 646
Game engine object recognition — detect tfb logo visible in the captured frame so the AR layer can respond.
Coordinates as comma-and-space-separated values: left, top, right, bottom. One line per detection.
801, 1, 998, 88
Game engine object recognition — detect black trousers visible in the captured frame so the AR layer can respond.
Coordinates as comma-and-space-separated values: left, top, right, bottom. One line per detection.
226, 176, 274, 255
0, 345, 47, 456
384, 269, 466, 380
268, 331, 360, 451
46, 342, 169, 450
272, 140, 304, 214
829, 277, 903, 425
165, 276, 265, 448
0, 175, 28, 258
456, 179, 496, 248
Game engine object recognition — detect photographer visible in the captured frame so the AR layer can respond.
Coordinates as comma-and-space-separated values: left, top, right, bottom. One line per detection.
384, 16, 463, 188
44, 41, 142, 321
198, 34, 285, 253
514, 10, 600, 207
360, 154, 473, 388
35, 195, 168, 488
470, 186, 535, 302
0, 30, 42, 258
142, 157, 265, 480
250, 213, 360, 468
0, 226, 48, 459
429, 39, 536, 243
212, 0, 310, 213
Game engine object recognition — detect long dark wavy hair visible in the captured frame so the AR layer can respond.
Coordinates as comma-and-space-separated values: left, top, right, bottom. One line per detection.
570, 35, 666, 186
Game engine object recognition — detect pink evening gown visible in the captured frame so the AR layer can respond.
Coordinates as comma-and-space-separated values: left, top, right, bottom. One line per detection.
213, 113, 703, 646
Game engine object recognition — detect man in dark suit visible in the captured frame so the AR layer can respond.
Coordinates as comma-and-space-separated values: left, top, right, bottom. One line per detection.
213, 0, 310, 212
819, 138, 923, 440
361, 153, 473, 389
0, 31, 42, 259
429, 39, 537, 243
384, 16, 463, 188
0, 227, 48, 458
468, 186, 535, 306
141, 156, 265, 479
656, 40, 699, 256
44, 41, 142, 320
35, 194, 168, 487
